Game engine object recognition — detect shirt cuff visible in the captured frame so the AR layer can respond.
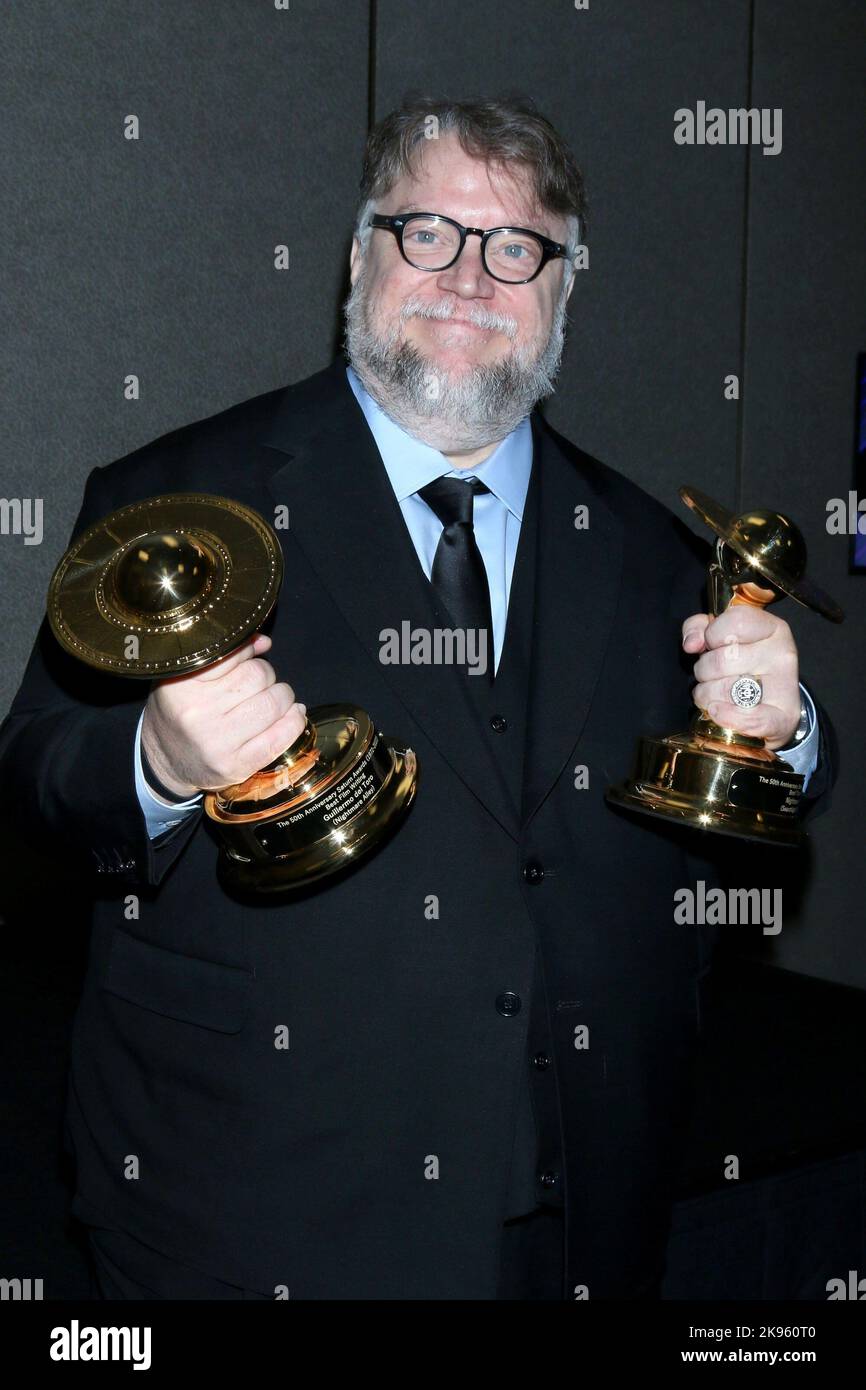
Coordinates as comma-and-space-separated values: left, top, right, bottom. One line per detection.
774, 682, 819, 791
134, 707, 203, 840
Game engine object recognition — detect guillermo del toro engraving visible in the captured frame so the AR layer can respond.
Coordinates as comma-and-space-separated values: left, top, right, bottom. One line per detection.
47, 493, 418, 892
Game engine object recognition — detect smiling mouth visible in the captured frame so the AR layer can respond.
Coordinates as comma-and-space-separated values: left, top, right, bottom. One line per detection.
427, 317, 491, 331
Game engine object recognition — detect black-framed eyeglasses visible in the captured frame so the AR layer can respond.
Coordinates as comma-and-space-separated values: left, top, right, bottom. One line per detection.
368, 212, 569, 284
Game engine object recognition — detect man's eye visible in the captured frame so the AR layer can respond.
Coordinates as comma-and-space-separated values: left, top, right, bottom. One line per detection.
408, 230, 439, 245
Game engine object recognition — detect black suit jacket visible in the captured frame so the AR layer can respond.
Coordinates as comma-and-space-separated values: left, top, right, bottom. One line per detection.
0, 357, 836, 1298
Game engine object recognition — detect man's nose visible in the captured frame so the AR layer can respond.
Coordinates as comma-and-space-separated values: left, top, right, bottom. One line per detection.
433, 238, 496, 299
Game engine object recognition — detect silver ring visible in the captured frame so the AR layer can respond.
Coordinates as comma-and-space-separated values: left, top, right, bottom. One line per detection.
730, 674, 763, 709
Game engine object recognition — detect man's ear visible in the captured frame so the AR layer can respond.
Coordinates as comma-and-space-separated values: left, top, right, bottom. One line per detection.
349, 236, 361, 285
564, 264, 576, 302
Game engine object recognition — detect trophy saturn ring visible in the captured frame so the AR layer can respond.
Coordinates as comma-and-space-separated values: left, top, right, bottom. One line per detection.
47, 493, 418, 892
605, 486, 844, 847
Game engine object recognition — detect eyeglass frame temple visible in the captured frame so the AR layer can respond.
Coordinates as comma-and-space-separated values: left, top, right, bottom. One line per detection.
367, 212, 569, 283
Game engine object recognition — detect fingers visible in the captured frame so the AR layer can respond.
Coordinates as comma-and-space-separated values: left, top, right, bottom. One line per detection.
687, 599, 801, 748
701, 606, 781, 648
165, 633, 282, 714
225, 680, 297, 736
693, 676, 772, 716
234, 701, 309, 774
192, 632, 272, 683
681, 614, 710, 653
694, 695, 790, 745
692, 661, 800, 741
214, 655, 283, 713
692, 639, 770, 684
692, 640, 798, 689
142, 626, 313, 792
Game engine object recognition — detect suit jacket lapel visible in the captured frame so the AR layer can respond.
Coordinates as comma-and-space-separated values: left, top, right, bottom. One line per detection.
521, 414, 625, 828
259, 358, 521, 840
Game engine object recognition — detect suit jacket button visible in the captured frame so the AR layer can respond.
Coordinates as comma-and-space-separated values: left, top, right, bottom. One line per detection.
489, 715, 508, 733
495, 992, 522, 1017
533, 1052, 551, 1070
522, 860, 544, 885
538, 1171, 558, 1189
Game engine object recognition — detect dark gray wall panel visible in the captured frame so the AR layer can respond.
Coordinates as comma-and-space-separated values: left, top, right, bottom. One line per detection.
375, 0, 749, 517
740, 0, 866, 984
1, 0, 368, 710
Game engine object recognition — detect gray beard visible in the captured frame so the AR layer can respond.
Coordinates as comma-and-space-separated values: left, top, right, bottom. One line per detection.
342, 265, 570, 454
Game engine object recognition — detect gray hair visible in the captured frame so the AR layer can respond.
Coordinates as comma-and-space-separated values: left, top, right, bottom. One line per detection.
353, 93, 588, 266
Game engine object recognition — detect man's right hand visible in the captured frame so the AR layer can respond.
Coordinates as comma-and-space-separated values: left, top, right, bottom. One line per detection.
140, 632, 307, 799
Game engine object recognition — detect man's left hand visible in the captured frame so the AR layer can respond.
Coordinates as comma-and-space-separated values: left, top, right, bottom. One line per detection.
682, 607, 801, 750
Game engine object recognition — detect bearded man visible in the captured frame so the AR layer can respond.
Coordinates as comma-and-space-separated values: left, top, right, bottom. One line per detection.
0, 95, 831, 1301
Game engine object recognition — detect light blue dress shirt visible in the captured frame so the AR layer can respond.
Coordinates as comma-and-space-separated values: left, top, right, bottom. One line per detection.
345, 363, 533, 676
134, 364, 818, 836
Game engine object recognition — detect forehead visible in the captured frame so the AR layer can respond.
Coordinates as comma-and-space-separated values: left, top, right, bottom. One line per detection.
385, 132, 553, 234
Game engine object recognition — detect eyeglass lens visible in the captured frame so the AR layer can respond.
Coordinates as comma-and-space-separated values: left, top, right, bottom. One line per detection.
400, 215, 543, 281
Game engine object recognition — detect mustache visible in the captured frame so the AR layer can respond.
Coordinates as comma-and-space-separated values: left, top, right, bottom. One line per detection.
398, 295, 519, 340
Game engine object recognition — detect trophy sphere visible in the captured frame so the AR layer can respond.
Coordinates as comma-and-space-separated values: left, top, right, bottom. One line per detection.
680, 486, 844, 622
725, 508, 807, 586
113, 531, 214, 615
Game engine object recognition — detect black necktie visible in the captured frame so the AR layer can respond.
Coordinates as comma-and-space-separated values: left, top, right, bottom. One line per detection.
416, 476, 494, 680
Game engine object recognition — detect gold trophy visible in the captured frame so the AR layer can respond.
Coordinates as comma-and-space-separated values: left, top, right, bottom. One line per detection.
605, 486, 844, 846
47, 493, 418, 891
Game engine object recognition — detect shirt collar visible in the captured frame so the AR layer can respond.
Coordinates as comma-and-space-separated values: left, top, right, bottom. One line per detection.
345, 363, 532, 522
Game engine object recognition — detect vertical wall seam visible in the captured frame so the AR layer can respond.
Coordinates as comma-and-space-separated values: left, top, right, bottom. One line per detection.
736, 0, 756, 511
367, 0, 378, 129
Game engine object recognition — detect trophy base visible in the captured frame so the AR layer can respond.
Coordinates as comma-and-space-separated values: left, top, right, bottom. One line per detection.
204, 704, 418, 893
605, 728, 805, 846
